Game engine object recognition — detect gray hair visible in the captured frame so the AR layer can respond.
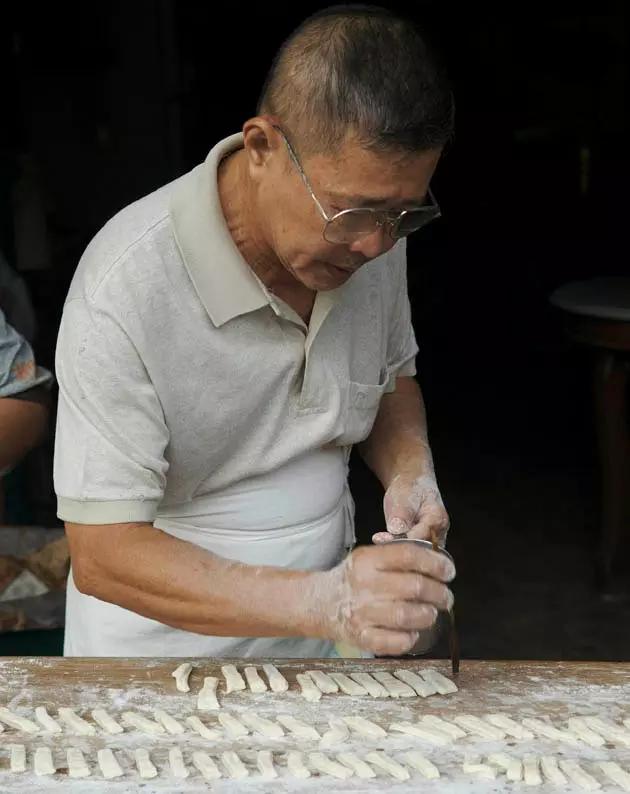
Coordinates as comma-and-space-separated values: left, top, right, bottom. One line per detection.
258, 4, 454, 157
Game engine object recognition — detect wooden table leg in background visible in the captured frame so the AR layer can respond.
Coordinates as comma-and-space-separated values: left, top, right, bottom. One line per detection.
593, 350, 630, 592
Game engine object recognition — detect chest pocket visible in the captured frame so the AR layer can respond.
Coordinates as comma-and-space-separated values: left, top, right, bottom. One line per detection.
337, 369, 390, 446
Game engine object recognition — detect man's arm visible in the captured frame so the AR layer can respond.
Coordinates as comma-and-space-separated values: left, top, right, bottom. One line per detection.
0, 396, 48, 470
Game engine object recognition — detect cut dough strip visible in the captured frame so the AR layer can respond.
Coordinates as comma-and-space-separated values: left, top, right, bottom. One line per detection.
522, 717, 580, 745
262, 663, 289, 693
338, 751, 376, 779
241, 711, 284, 739
67, 747, 90, 779
92, 709, 124, 735
507, 758, 524, 782
57, 707, 96, 736
296, 673, 322, 702
154, 709, 185, 735
372, 671, 416, 698
35, 706, 62, 734
121, 711, 165, 735
389, 721, 450, 745
186, 715, 222, 740
308, 751, 353, 779
485, 713, 534, 739
197, 676, 221, 710
523, 754, 542, 786
349, 672, 389, 698
307, 670, 339, 694
320, 718, 350, 747
330, 672, 367, 696
257, 750, 278, 780
394, 669, 437, 697
344, 715, 387, 738
559, 759, 601, 791
222, 750, 249, 779
193, 751, 222, 781
541, 755, 567, 785
453, 714, 505, 740
599, 761, 630, 792
98, 748, 124, 780
462, 756, 496, 780
277, 714, 320, 740
172, 662, 193, 693
421, 714, 466, 739
218, 711, 249, 738
169, 747, 189, 779
287, 751, 311, 779
585, 716, 630, 746
10, 744, 26, 773
135, 748, 158, 780
487, 752, 513, 771
568, 717, 607, 747
366, 751, 410, 781
221, 664, 246, 693
404, 751, 440, 779
421, 668, 458, 694
0, 707, 39, 733
244, 666, 267, 693
34, 746, 55, 776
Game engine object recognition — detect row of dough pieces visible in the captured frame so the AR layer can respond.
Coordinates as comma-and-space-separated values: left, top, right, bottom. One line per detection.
173, 663, 457, 705
8, 744, 630, 789
1, 705, 630, 751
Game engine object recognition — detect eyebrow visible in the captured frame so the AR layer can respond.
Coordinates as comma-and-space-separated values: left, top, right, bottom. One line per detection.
327, 191, 427, 208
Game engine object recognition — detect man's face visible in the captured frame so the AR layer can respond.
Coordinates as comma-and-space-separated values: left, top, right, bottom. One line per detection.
246, 124, 441, 292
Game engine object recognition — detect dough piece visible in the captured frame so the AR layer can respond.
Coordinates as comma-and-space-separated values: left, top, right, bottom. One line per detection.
222, 750, 249, 779
599, 761, 630, 792
366, 751, 411, 781
487, 752, 514, 771
67, 747, 90, 778
287, 751, 311, 779
485, 713, 534, 740
372, 671, 416, 698
541, 755, 567, 785
121, 711, 165, 735
507, 758, 524, 782
421, 714, 467, 739
91, 709, 124, 735
568, 717, 607, 747
10, 744, 26, 773
308, 751, 353, 779
404, 751, 440, 779
330, 672, 367, 696
420, 667, 459, 694
349, 672, 389, 698
172, 662, 193, 692
34, 747, 55, 776
585, 717, 630, 746
320, 718, 350, 747
197, 676, 221, 710
193, 751, 222, 781
453, 714, 505, 740
244, 666, 267, 693
98, 748, 124, 779
389, 721, 450, 745
462, 756, 496, 780
344, 715, 387, 738
221, 664, 246, 693
186, 715, 222, 740
277, 714, 320, 740
338, 751, 377, 779
135, 748, 158, 780
522, 717, 580, 745
218, 711, 249, 738
257, 750, 278, 780
559, 759, 601, 790
394, 669, 437, 697
262, 663, 289, 693
241, 711, 285, 739
296, 673, 322, 702
57, 707, 96, 736
307, 670, 339, 694
154, 709, 185, 735
0, 707, 38, 733
35, 706, 62, 734
523, 754, 542, 786
169, 747, 189, 779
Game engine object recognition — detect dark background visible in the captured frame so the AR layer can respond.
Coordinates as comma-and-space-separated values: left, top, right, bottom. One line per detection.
1, 1, 629, 658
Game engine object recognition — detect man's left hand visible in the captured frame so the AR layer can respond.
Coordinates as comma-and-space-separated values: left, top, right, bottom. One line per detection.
373, 473, 450, 545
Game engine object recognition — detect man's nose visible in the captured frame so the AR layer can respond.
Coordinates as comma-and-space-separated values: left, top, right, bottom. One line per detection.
349, 226, 397, 259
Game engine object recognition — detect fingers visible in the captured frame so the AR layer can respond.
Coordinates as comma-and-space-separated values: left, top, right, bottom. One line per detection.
358, 627, 421, 657
373, 572, 453, 612
362, 599, 439, 632
373, 541, 456, 582
385, 515, 411, 536
372, 531, 394, 544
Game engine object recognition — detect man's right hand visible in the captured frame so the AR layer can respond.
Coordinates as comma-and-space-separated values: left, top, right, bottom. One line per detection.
318, 541, 455, 656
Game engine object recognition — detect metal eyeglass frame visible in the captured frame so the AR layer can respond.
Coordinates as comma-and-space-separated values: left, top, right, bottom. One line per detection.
273, 126, 441, 244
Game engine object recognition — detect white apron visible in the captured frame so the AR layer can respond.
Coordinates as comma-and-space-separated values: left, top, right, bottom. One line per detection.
64, 448, 355, 657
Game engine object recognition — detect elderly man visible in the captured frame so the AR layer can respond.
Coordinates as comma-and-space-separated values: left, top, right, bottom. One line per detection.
54, 5, 456, 658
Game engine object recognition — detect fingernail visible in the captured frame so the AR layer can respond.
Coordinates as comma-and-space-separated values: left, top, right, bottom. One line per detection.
444, 562, 456, 581
425, 605, 438, 621
387, 518, 408, 535
446, 590, 455, 610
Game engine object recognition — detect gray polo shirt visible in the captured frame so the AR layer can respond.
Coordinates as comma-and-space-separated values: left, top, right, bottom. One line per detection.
54, 133, 419, 657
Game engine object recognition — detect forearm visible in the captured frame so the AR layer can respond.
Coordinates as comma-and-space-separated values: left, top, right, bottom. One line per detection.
0, 397, 48, 469
359, 376, 434, 488
67, 521, 331, 639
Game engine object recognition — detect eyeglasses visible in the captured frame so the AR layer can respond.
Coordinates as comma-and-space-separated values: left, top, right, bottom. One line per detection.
274, 126, 441, 245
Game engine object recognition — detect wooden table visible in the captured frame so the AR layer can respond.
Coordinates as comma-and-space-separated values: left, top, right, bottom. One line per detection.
1, 658, 630, 791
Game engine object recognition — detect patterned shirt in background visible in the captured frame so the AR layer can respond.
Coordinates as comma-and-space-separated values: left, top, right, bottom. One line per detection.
0, 307, 52, 399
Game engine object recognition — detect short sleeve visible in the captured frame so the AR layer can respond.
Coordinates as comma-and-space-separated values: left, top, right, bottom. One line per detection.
384, 240, 419, 391
54, 298, 169, 524
0, 308, 52, 398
